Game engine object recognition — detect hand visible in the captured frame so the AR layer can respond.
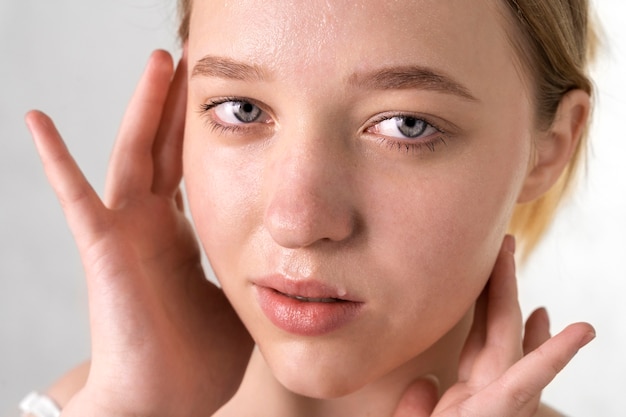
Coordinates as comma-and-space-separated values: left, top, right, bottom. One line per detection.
26, 50, 253, 417
392, 235, 595, 417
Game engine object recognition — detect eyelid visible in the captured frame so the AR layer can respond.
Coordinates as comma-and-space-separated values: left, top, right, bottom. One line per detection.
198, 96, 275, 134
199, 96, 273, 118
362, 111, 456, 154
365, 112, 449, 136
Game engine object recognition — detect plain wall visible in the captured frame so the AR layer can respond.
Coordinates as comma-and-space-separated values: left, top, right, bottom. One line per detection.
1, 0, 624, 415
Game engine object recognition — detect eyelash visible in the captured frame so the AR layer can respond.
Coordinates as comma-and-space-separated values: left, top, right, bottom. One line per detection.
198, 98, 449, 154
365, 113, 448, 154
198, 96, 268, 135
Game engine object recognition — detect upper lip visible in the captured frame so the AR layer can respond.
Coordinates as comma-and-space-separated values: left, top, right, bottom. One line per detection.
252, 274, 361, 303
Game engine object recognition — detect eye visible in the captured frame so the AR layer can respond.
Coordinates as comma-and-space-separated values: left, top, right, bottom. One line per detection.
198, 98, 273, 135
212, 100, 267, 124
364, 113, 450, 154
369, 116, 439, 139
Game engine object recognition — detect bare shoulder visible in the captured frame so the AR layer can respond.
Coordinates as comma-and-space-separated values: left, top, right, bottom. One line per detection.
536, 402, 565, 417
45, 360, 90, 407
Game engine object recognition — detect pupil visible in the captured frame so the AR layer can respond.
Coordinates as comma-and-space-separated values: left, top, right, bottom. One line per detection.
242, 102, 254, 113
234, 101, 261, 123
396, 117, 426, 138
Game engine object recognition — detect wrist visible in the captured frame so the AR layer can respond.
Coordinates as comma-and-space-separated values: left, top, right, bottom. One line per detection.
19, 392, 61, 417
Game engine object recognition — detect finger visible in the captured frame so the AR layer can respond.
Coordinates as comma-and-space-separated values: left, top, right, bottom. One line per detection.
392, 376, 440, 417
482, 235, 523, 370
458, 235, 520, 382
26, 111, 143, 358
508, 308, 551, 417
105, 50, 175, 206
464, 322, 595, 416
457, 281, 489, 381
523, 307, 550, 355
26, 111, 108, 242
151, 45, 188, 196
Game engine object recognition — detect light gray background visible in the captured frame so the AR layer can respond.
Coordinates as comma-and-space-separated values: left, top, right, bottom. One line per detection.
0, 1, 624, 416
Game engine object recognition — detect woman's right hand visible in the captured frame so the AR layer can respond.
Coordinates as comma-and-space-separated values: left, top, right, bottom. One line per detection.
26, 50, 253, 417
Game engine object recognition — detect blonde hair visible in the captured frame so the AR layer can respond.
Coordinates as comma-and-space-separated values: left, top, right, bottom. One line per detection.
177, 0, 191, 42
176, 0, 596, 257
501, 0, 596, 256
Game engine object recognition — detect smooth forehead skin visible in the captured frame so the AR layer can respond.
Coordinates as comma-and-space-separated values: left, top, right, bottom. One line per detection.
188, 0, 528, 110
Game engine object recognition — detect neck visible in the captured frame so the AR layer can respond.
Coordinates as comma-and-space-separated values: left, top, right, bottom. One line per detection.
214, 311, 472, 417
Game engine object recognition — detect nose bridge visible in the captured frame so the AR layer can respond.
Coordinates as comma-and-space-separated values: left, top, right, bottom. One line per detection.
263, 122, 356, 248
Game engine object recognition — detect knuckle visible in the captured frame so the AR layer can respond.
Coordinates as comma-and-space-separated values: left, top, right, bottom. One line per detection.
497, 375, 535, 412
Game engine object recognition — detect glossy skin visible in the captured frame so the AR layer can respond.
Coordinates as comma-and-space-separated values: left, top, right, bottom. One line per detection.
185, 0, 534, 401
25, 0, 594, 415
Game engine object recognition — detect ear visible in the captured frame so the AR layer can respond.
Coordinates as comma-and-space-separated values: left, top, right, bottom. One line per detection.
517, 89, 591, 203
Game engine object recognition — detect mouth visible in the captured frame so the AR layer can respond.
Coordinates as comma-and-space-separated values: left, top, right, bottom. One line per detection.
252, 274, 358, 302
252, 275, 363, 336
283, 293, 345, 303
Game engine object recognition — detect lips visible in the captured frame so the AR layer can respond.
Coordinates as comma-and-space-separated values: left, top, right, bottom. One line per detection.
285, 294, 341, 303
253, 275, 363, 336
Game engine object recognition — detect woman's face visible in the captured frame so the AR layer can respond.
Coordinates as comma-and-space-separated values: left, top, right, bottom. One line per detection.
184, 0, 536, 398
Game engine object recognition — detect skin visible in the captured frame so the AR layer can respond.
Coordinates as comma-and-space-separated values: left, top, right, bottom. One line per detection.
24, 0, 593, 415
187, 0, 520, 399
182, 0, 592, 415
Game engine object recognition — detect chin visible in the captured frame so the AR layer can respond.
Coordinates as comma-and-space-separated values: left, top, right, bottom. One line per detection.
267, 351, 374, 400
278, 372, 363, 400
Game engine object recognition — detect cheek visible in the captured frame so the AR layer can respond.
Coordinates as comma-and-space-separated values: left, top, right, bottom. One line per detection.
183, 130, 262, 279
365, 133, 531, 321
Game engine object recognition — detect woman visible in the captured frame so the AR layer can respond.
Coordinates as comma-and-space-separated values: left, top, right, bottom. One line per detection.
21, 0, 595, 415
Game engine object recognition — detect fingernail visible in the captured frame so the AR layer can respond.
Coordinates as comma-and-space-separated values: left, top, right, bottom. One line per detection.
580, 328, 596, 347
421, 374, 440, 394
422, 374, 440, 385
24, 110, 46, 132
538, 307, 550, 327
503, 234, 516, 254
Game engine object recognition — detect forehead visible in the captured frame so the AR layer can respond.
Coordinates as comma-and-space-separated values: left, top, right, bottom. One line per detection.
188, 0, 522, 100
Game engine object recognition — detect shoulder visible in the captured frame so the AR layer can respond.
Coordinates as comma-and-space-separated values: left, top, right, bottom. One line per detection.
44, 360, 90, 407
535, 403, 566, 417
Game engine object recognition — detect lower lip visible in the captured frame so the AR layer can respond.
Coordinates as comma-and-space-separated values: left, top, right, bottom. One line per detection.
255, 286, 363, 336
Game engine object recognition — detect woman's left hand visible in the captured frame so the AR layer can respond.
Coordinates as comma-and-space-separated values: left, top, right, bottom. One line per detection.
392, 235, 595, 417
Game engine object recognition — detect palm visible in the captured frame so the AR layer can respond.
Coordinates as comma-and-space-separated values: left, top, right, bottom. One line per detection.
27, 50, 252, 416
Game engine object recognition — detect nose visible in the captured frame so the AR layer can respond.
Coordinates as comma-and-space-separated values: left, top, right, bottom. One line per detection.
263, 129, 357, 249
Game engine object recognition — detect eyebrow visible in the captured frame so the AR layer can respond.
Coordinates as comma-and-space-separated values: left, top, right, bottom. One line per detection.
192, 55, 477, 102
348, 66, 478, 102
191, 55, 270, 82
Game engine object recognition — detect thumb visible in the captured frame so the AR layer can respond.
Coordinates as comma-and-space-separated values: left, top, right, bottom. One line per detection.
392, 375, 440, 417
